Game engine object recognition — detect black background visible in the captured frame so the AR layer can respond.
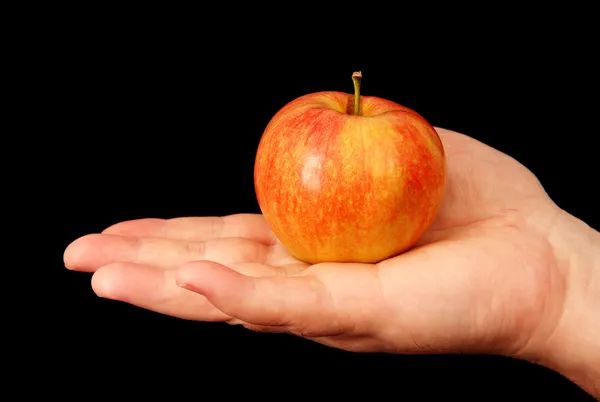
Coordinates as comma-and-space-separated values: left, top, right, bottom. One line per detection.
36, 8, 598, 401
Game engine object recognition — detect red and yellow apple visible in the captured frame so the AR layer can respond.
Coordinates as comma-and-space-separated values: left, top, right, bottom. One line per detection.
254, 72, 446, 264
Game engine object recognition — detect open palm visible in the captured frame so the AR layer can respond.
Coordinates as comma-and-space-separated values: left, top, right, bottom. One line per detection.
64, 128, 564, 358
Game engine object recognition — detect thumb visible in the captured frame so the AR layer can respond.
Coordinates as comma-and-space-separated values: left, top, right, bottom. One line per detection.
175, 261, 341, 336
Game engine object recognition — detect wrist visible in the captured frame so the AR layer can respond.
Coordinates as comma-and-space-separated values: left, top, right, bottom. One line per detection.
522, 206, 600, 397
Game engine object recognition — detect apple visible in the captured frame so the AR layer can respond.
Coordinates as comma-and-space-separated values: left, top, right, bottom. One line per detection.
254, 72, 446, 264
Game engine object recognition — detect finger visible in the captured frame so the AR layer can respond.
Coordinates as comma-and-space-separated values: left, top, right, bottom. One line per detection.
92, 262, 228, 321
91, 261, 289, 321
64, 233, 274, 272
102, 214, 277, 245
175, 261, 356, 337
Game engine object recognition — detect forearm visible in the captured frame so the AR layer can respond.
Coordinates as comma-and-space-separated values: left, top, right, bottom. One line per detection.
535, 208, 600, 398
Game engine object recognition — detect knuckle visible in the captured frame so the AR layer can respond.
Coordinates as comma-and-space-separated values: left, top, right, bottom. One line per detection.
184, 241, 206, 259
289, 325, 322, 338
242, 323, 288, 334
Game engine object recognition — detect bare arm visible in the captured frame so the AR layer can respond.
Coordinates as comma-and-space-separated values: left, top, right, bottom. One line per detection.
521, 208, 600, 398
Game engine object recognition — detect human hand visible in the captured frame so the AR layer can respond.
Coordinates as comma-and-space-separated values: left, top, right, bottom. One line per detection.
64, 128, 598, 395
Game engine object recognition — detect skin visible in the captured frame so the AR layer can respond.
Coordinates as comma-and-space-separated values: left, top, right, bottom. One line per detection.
64, 128, 600, 398
254, 91, 446, 263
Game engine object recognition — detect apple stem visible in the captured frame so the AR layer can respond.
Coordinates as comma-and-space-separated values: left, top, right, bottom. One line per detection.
352, 71, 362, 116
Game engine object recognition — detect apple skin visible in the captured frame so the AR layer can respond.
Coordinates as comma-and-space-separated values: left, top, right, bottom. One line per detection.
254, 91, 446, 264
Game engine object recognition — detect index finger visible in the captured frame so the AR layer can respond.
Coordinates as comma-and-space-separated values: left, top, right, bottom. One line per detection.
102, 213, 277, 245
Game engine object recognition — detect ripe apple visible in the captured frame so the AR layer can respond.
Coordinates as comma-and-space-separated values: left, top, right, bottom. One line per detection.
254, 72, 446, 264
